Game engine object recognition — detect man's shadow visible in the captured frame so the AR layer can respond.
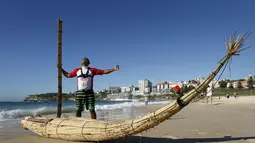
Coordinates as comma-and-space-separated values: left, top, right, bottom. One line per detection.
104, 136, 255, 143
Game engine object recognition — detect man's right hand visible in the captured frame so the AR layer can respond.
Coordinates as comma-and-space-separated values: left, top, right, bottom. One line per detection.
56, 63, 62, 68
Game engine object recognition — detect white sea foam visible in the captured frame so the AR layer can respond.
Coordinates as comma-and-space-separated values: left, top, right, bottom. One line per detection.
0, 101, 170, 120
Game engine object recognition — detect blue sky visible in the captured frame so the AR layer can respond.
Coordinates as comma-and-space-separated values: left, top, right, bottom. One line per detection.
0, 0, 255, 101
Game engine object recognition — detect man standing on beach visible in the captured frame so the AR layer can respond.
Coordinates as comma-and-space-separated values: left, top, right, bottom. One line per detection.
206, 82, 213, 104
58, 57, 119, 119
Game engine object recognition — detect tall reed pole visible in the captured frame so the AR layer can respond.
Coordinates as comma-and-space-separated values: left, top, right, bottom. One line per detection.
57, 19, 63, 118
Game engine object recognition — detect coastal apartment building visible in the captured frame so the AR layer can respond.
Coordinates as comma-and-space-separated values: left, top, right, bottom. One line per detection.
121, 87, 131, 93
230, 80, 248, 88
108, 86, 121, 93
138, 79, 152, 93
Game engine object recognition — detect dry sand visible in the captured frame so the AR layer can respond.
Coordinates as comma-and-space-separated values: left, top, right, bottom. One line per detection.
1, 96, 255, 143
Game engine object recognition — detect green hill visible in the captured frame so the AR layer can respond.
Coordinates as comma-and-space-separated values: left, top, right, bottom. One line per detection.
23, 92, 75, 102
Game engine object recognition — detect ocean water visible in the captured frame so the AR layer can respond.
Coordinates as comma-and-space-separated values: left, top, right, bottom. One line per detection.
0, 100, 170, 133
0, 100, 170, 121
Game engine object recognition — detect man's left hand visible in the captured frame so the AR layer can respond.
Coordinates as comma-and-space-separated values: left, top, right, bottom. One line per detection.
114, 65, 119, 71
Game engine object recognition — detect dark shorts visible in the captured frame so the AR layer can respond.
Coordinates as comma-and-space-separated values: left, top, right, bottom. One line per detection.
75, 90, 95, 111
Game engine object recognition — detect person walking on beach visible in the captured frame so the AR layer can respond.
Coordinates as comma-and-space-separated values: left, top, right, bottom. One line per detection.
206, 84, 213, 104
58, 57, 119, 119
144, 95, 149, 105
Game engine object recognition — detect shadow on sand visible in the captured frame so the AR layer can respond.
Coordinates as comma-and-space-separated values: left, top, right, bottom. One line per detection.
104, 136, 255, 143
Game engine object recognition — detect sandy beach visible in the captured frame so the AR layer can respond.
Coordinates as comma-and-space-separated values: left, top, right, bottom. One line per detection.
1, 96, 255, 143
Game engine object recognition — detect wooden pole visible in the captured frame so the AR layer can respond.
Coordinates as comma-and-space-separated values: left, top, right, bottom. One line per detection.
57, 19, 63, 118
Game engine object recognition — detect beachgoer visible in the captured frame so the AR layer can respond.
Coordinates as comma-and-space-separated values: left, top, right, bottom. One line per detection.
57, 57, 119, 119
206, 85, 212, 104
200, 93, 204, 99
226, 93, 230, 98
144, 95, 149, 105
234, 92, 238, 99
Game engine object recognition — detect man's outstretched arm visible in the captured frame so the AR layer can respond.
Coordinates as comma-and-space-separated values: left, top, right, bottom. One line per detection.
61, 68, 72, 78
102, 65, 119, 74
57, 63, 77, 78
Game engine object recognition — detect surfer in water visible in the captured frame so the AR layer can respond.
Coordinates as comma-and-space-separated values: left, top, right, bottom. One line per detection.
58, 57, 119, 119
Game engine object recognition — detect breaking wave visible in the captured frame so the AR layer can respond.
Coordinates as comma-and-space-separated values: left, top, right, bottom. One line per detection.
0, 100, 170, 120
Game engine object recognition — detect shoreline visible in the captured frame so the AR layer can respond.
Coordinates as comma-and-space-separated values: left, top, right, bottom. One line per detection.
1, 96, 255, 143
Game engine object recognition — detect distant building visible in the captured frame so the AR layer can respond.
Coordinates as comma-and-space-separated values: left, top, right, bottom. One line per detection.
232, 81, 238, 88
212, 79, 220, 88
196, 76, 205, 84
151, 86, 157, 93
182, 81, 189, 85
241, 80, 248, 88
227, 82, 233, 88
132, 90, 145, 96
169, 81, 179, 88
138, 79, 152, 93
144, 87, 150, 93
108, 86, 121, 93
121, 87, 131, 93
156, 82, 169, 93
130, 85, 136, 92
156, 83, 163, 93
